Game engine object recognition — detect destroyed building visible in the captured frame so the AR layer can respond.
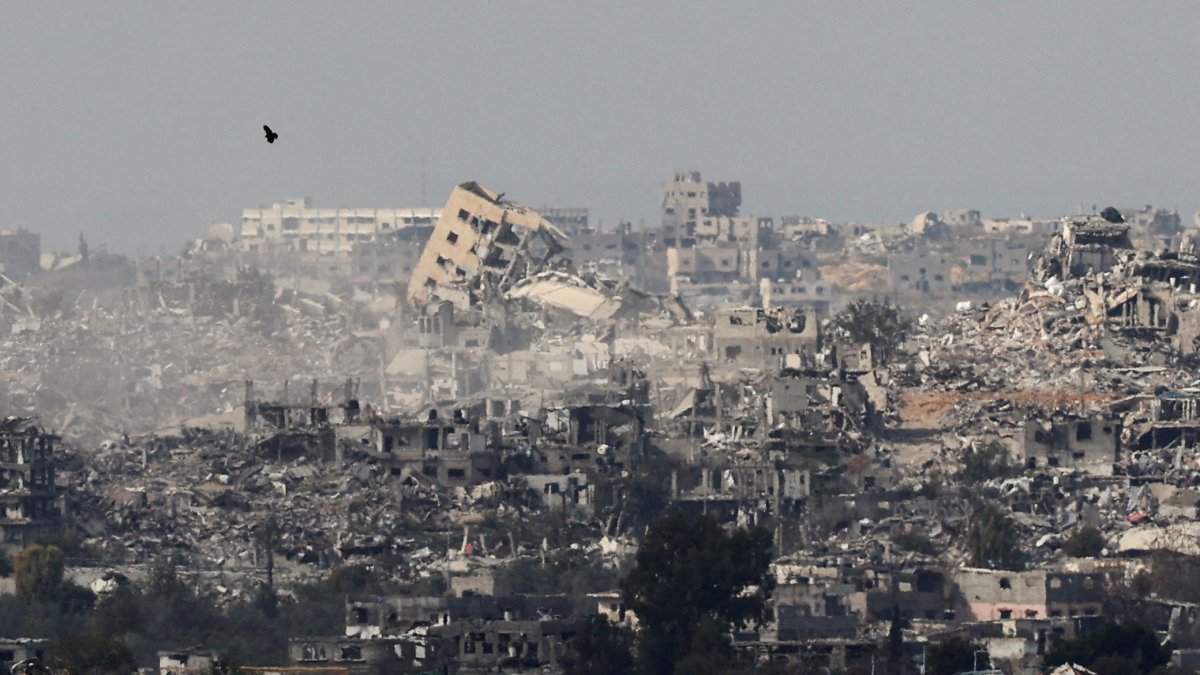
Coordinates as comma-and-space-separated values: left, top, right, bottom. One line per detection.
1033, 215, 1134, 282
712, 307, 819, 368
1023, 415, 1121, 475
20, 171, 1200, 674
406, 182, 569, 310
661, 170, 743, 247
953, 568, 1107, 622
0, 418, 60, 552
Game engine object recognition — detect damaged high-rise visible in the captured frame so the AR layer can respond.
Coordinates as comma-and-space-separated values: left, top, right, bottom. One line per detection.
406, 181, 569, 310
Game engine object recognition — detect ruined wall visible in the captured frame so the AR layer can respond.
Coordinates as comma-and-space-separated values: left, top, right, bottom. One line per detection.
1023, 416, 1120, 475
954, 569, 1049, 621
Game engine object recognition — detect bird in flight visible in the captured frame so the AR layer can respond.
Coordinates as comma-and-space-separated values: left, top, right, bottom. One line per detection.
263, 125, 278, 144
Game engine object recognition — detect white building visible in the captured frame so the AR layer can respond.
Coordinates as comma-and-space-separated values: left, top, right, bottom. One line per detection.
239, 198, 441, 254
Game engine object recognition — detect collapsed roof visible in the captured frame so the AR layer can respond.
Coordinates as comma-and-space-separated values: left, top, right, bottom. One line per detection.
407, 181, 690, 323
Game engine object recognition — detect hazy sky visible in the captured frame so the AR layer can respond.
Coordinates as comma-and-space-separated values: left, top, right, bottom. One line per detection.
3, 2, 1200, 253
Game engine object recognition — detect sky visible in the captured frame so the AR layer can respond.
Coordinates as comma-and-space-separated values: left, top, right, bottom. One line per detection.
2, 2, 1200, 254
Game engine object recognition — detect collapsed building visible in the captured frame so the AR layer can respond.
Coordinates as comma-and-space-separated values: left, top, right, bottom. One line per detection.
18, 180, 1200, 673
0, 417, 60, 552
1025, 212, 1200, 354
406, 182, 569, 311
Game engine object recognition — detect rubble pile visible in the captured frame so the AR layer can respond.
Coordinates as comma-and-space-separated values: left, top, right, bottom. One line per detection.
10, 184, 1200, 673
0, 277, 384, 441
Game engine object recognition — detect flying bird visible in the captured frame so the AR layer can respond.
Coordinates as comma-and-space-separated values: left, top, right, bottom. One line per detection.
263, 125, 278, 144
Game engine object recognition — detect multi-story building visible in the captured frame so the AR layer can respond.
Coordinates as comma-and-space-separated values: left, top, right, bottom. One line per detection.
239, 198, 440, 255
954, 568, 1107, 621
661, 170, 742, 247
0, 417, 60, 552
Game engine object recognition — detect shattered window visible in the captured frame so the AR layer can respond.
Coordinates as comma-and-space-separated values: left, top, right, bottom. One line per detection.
447, 231, 459, 244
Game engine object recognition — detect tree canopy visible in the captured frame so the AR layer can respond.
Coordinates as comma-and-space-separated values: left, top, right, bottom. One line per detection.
926, 636, 986, 675
967, 505, 1025, 570
1044, 621, 1170, 675
15, 545, 65, 604
1063, 526, 1106, 558
620, 510, 774, 674
829, 299, 912, 366
959, 441, 1016, 484
562, 614, 634, 675
48, 634, 136, 675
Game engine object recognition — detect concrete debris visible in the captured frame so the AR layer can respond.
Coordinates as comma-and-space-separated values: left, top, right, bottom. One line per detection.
7, 176, 1200, 673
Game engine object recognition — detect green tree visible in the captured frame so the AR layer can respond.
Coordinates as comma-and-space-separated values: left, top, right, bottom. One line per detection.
621, 473, 670, 532
48, 633, 136, 675
15, 545, 65, 603
252, 582, 279, 619
1045, 621, 1169, 675
967, 505, 1024, 570
94, 586, 142, 636
830, 299, 913, 366
1144, 553, 1200, 603
326, 564, 380, 594
926, 636, 984, 675
1063, 526, 1106, 558
34, 529, 87, 559
563, 614, 634, 675
620, 511, 774, 675
959, 441, 1015, 483
146, 553, 189, 600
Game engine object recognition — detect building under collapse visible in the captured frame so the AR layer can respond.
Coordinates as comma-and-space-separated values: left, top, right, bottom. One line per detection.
406, 182, 569, 310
